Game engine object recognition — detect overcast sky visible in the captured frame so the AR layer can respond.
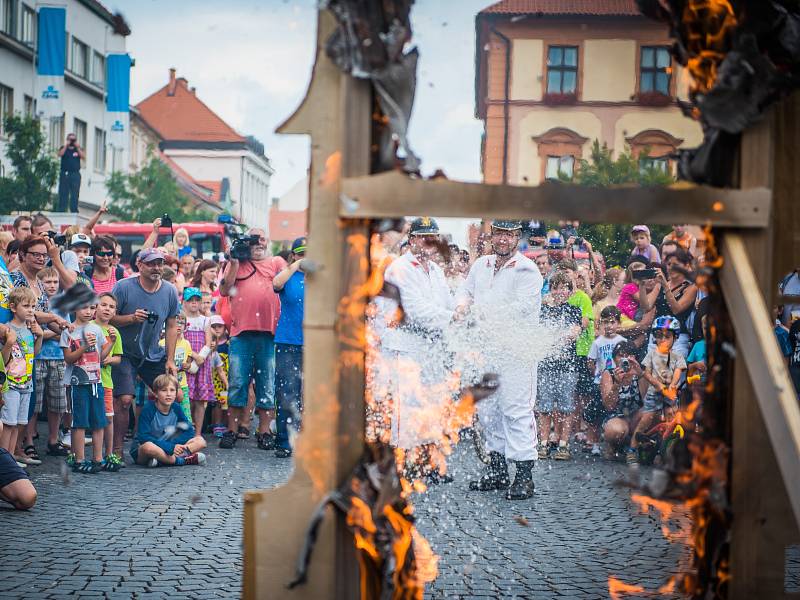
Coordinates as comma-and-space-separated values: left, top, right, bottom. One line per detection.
113, 0, 490, 199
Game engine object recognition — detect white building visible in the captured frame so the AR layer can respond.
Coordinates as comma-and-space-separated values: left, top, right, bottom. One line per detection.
136, 69, 274, 229
0, 0, 129, 213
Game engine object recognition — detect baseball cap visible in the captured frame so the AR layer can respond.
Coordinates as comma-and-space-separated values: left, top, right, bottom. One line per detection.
183, 286, 202, 301
491, 219, 522, 231
209, 315, 225, 327
138, 248, 165, 263
70, 233, 91, 247
291, 237, 307, 254
631, 225, 650, 235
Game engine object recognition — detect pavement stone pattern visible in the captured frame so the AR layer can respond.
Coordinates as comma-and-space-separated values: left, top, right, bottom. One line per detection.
414, 445, 692, 600
0, 429, 292, 600
1, 428, 698, 599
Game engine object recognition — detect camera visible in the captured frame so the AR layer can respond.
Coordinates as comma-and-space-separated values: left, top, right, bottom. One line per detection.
84, 256, 93, 265
47, 230, 67, 246
229, 233, 261, 261
621, 358, 631, 372
161, 213, 173, 229
632, 268, 658, 280
146, 310, 158, 324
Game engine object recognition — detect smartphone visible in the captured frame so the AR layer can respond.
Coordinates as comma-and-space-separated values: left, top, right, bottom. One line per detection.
632, 268, 658, 280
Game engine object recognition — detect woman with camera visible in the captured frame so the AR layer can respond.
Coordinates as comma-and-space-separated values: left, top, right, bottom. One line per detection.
600, 341, 648, 458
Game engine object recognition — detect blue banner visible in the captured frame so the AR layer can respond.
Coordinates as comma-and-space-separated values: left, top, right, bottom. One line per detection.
36, 6, 66, 118
106, 54, 131, 151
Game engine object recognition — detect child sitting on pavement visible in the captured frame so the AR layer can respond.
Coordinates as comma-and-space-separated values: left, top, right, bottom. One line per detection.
627, 316, 686, 466
92, 293, 124, 470
130, 374, 207, 467
61, 299, 113, 474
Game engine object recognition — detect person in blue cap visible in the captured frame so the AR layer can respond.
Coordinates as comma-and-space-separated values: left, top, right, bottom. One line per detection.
381, 217, 455, 484
456, 219, 543, 500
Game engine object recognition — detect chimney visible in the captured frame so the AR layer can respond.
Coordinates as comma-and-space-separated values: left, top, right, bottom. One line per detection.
168, 68, 177, 96
190, 87, 196, 96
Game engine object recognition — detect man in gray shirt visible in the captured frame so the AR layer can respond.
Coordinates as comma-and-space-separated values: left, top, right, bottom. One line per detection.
109, 249, 180, 456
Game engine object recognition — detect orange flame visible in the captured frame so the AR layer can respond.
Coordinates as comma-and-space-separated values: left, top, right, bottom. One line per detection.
682, 0, 738, 95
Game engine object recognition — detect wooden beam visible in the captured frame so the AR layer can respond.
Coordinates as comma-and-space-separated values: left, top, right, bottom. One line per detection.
340, 170, 771, 227
721, 233, 800, 527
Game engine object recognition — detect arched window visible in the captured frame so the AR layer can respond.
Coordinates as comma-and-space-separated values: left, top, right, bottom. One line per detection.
626, 129, 683, 173
532, 127, 588, 181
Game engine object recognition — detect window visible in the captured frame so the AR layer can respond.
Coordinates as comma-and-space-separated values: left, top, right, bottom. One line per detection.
639, 157, 669, 174
23, 94, 35, 116
545, 155, 574, 180
0, 0, 16, 37
0, 83, 13, 137
70, 36, 89, 79
49, 114, 64, 152
91, 51, 105, 87
72, 117, 87, 148
20, 3, 34, 46
546, 46, 578, 94
640, 46, 671, 95
93, 127, 106, 171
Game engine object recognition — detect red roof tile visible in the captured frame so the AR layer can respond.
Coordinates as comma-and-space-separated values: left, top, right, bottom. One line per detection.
136, 70, 245, 143
269, 209, 307, 242
196, 181, 222, 203
479, 0, 641, 16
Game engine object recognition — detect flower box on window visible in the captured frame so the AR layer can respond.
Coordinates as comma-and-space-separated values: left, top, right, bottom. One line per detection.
542, 92, 577, 106
637, 91, 673, 106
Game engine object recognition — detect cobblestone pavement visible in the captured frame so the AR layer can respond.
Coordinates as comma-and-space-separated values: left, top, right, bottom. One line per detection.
2, 429, 695, 599
414, 445, 693, 599
0, 429, 292, 600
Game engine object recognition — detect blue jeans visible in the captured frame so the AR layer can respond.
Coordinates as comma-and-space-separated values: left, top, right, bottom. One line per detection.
275, 344, 303, 450
228, 332, 275, 410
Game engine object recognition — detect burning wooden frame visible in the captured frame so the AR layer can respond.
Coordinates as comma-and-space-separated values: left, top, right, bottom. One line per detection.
242, 6, 800, 600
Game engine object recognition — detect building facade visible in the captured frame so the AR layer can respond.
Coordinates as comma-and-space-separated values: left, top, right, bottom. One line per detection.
0, 0, 128, 212
475, 0, 703, 186
136, 69, 274, 230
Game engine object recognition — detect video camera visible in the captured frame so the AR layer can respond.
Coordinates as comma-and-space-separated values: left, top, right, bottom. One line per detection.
46, 230, 67, 246
229, 233, 261, 261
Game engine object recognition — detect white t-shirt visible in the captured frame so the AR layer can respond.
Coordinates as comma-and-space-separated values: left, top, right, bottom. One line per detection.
587, 334, 627, 383
185, 315, 209, 334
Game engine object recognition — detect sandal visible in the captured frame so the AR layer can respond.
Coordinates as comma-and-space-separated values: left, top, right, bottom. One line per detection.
74, 460, 101, 474
237, 426, 250, 440
24, 445, 41, 461
47, 442, 70, 456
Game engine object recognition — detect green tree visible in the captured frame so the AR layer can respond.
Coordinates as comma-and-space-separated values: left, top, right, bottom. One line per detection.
0, 114, 59, 213
106, 152, 214, 222
556, 140, 675, 267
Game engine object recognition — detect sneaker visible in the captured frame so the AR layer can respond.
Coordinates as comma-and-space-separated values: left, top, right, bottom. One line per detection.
60, 431, 72, 449
212, 424, 227, 438
75, 459, 101, 474
102, 454, 124, 472
537, 445, 550, 460
65, 453, 76, 468
553, 445, 571, 461
219, 430, 237, 449
15, 460, 27, 469
16, 454, 42, 466
274, 447, 292, 458
182, 452, 207, 466
47, 442, 70, 456
591, 443, 602, 456
147, 458, 159, 468
626, 449, 640, 467
257, 433, 276, 450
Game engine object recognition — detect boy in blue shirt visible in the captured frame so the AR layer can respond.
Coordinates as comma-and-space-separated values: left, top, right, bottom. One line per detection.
131, 374, 207, 467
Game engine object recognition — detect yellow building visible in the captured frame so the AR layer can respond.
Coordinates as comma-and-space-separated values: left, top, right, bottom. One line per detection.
475, 0, 703, 185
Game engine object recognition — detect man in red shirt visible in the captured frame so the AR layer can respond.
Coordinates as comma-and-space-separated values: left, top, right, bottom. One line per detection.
218, 228, 287, 449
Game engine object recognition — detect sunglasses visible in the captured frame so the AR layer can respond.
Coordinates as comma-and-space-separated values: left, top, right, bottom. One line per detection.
95, 251, 114, 257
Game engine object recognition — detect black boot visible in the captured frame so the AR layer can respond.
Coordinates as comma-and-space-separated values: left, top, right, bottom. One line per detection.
506, 460, 535, 500
469, 452, 510, 491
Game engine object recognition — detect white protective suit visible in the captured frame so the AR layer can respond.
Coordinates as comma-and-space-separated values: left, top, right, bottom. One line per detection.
382, 251, 455, 449
456, 251, 543, 461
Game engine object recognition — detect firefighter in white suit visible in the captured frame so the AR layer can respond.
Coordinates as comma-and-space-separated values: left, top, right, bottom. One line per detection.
456, 220, 543, 500
382, 217, 455, 482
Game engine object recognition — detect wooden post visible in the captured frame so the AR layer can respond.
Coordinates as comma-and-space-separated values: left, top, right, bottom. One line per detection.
243, 11, 370, 599
727, 104, 800, 599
